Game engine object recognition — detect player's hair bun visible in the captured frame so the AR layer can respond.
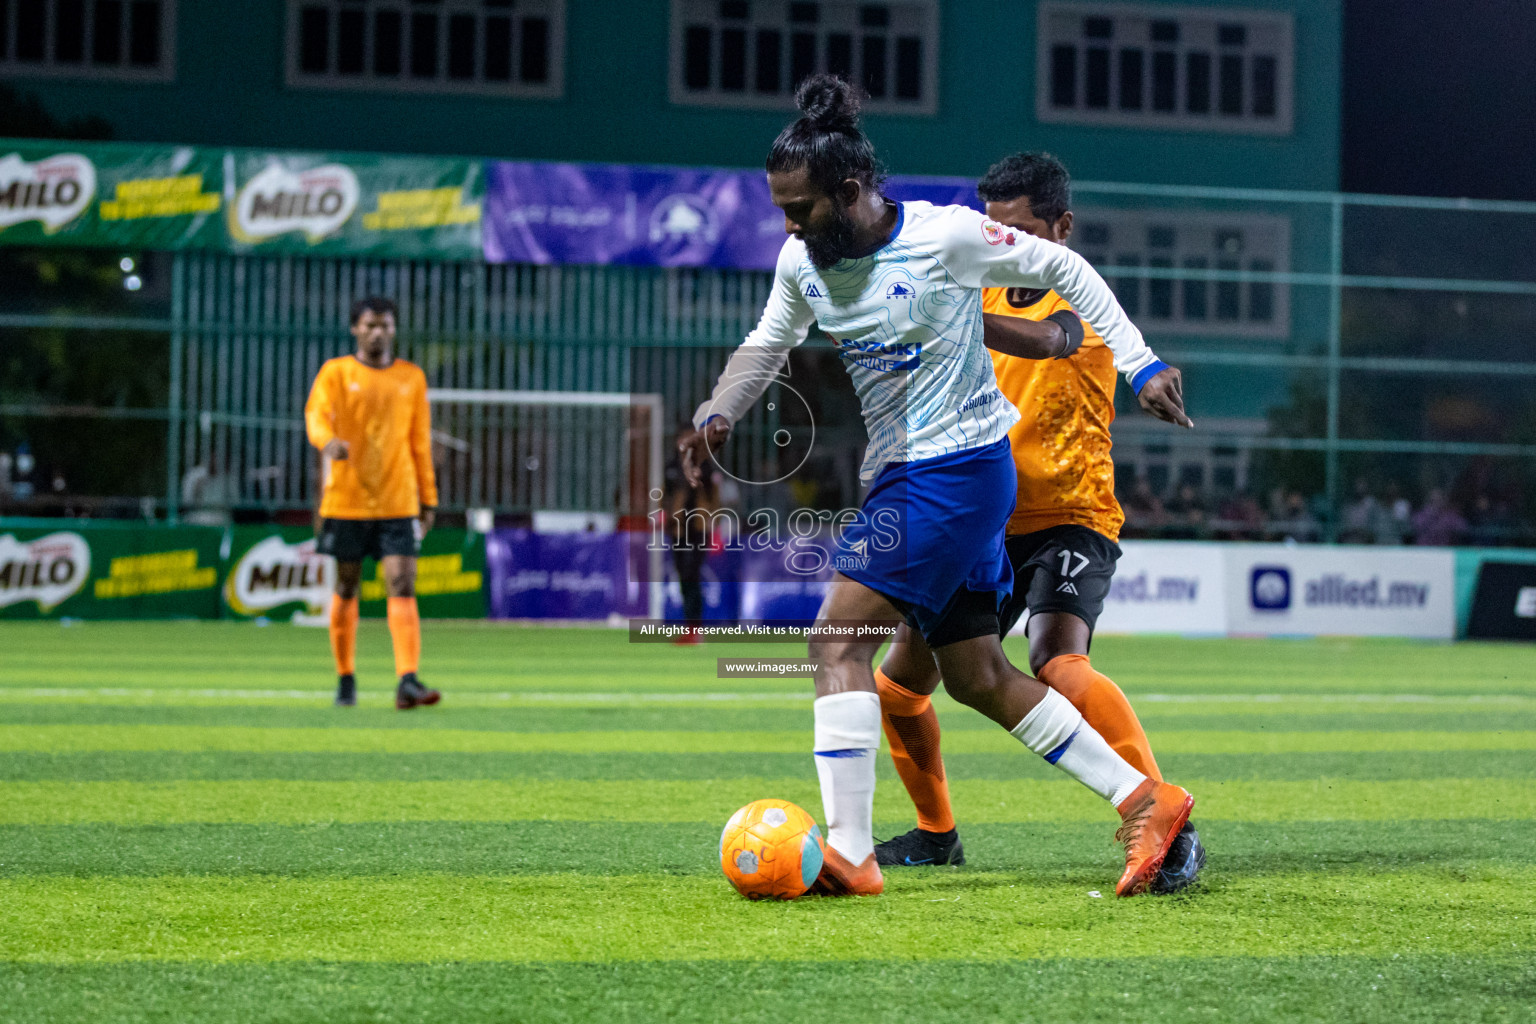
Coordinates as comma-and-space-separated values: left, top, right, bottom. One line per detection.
795, 74, 862, 133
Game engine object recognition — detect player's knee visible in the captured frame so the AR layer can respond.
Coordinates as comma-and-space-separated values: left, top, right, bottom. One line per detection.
386, 576, 416, 598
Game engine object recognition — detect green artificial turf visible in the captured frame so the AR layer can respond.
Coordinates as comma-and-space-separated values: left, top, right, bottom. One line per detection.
0, 621, 1533, 1022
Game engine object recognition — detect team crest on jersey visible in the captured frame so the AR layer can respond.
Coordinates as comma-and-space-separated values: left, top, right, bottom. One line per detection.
981, 219, 1006, 245
884, 281, 918, 299
805, 283, 823, 298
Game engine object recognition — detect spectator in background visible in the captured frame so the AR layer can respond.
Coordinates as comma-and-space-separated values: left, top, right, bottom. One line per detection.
1468, 493, 1514, 547
1217, 491, 1264, 540
1120, 477, 1165, 535
1412, 488, 1468, 546
0, 452, 12, 505
1164, 484, 1207, 539
1274, 490, 1320, 543
1341, 479, 1389, 544
1379, 482, 1412, 545
180, 456, 239, 528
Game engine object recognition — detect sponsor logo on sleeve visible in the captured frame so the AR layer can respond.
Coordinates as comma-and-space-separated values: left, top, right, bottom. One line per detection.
0, 153, 96, 233
981, 219, 1005, 245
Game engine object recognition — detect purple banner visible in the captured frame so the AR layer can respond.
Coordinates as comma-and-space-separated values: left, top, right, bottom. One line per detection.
485, 529, 648, 620
482, 160, 980, 270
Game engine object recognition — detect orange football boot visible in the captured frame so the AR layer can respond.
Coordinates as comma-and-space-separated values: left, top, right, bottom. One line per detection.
808, 845, 885, 897
1114, 780, 1195, 897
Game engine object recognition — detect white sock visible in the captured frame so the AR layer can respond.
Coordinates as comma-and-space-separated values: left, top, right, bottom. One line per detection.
813, 691, 881, 863
1010, 689, 1146, 808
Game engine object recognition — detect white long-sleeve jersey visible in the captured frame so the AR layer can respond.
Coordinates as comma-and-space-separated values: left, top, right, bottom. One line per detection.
693, 200, 1163, 482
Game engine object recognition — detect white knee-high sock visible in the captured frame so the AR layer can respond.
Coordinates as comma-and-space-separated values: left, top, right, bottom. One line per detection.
813, 691, 881, 863
1010, 688, 1146, 808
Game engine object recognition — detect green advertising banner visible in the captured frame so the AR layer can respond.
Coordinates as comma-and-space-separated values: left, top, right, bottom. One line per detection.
0, 138, 483, 259
223, 526, 485, 621
224, 149, 482, 258
0, 520, 223, 620
0, 141, 223, 249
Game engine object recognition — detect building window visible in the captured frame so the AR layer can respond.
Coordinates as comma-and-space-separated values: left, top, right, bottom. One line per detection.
1074, 208, 1291, 337
670, 0, 937, 115
1037, 3, 1293, 135
286, 0, 564, 97
0, 0, 175, 81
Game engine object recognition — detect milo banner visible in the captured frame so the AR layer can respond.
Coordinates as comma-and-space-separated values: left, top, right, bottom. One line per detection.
0, 520, 222, 619
224, 526, 485, 620
223, 149, 482, 257
0, 141, 223, 249
0, 138, 483, 259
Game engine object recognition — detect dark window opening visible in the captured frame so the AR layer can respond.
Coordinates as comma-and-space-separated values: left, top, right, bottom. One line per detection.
1252, 55, 1276, 116
1148, 225, 1175, 248
1148, 259, 1173, 319
0, 0, 10, 60
894, 35, 919, 99
55, 0, 85, 63
1118, 47, 1142, 109
447, 14, 475, 78
1115, 257, 1141, 316
519, 16, 548, 82
484, 14, 512, 79
1216, 263, 1241, 320
789, 2, 818, 23
719, 0, 748, 19
790, 30, 816, 86
128, 0, 159, 65
299, 6, 330, 73
684, 24, 711, 89
826, 32, 851, 77
1050, 44, 1076, 107
861, 33, 886, 97
754, 28, 781, 93
1182, 259, 1208, 320
1219, 53, 1243, 114
1085, 46, 1109, 108
720, 26, 746, 90
1084, 16, 1111, 38
93, 1, 124, 64
859, 4, 888, 28
1218, 23, 1246, 46
374, 10, 402, 75
1080, 223, 1110, 246
1249, 260, 1274, 321
337, 8, 366, 74
1185, 52, 1210, 113
410, 11, 438, 77
15, 0, 45, 61
1151, 50, 1175, 110
1150, 19, 1178, 43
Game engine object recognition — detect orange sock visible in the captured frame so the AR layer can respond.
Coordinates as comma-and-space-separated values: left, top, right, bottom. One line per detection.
329, 595, 358, 676
874, 668, 956, 834
386, 596, 421, 678
1038, 653, 1162, 781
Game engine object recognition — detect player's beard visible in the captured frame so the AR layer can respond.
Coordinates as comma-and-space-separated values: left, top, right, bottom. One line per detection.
803, 202, 860, 270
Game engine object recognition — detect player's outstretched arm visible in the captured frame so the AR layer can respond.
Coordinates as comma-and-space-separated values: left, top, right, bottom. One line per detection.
685, 243, 815, 486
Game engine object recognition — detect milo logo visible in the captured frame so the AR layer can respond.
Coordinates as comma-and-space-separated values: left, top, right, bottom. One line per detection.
0, 153, 97, 232
0, 532, 91, 611
226, 535, 334, 617
232, 161, 359, 243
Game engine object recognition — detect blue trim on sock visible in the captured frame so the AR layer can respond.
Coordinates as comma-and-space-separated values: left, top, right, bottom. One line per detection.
1130, 359, 1170, 395
1043, 728, 1081, 765
814, 748, 870, 759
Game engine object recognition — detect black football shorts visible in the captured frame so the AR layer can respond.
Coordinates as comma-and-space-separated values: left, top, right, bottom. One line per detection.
997, 524, 1122, 637
316, 516, 420, 563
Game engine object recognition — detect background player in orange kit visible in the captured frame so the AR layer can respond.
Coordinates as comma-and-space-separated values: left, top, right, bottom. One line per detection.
305, 296, 441, 710
872, 153, 1206, 893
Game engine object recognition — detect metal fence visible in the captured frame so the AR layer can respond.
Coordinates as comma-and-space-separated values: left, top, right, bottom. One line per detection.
2, 180, 1535, 541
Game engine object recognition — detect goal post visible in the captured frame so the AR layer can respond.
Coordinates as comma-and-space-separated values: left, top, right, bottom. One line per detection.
427, 389, 666, 619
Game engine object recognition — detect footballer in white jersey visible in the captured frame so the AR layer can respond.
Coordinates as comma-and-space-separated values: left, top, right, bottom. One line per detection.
679, 74, 1197, 900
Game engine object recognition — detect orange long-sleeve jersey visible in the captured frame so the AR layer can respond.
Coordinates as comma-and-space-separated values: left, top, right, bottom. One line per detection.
983, 287, 1125, 542
305, 355, 438, 520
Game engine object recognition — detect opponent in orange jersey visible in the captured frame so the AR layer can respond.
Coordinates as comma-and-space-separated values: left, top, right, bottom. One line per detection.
305, 296, 441, 710
871, 153, 1206, 893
